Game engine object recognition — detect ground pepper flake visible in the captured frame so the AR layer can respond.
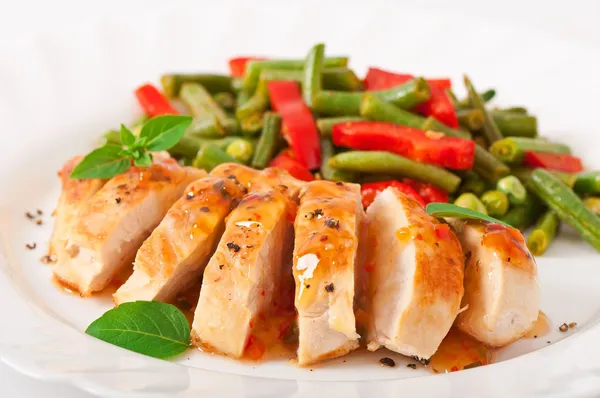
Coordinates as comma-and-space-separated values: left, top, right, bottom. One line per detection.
569, 322, 578, 329
200, 206, 210, 212
25, 243, 37, 250
325, 283, 334, 292
314, 209, 323, 217
115, 197, 121, 204
379, 357, 395, 367
25, 212, 35, 219
219, 264, 225, 270
36, 219, 43, 225
407, 364, 417, 369
325, 218, 339, 229
559, 323, 569, 332
304, 212, 315, 220
40, 254, 56, 264
227, 242, 241, 252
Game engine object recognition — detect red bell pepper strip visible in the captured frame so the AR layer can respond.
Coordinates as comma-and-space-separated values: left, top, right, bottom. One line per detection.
332, 121, 475, 170
267, 81, 321, 170
228, 56, 266, 78
523, 151, 584, 173
363, 67, 458, 128
269, 152, 315, 181
361, 181, 426, 208
134, 84, 179, 117
402, 178, 449, 204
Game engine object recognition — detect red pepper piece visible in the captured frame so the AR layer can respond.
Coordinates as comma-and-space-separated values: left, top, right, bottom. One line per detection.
523, 151, 583, 173
228, 56, 266, 78
403, 178, 449, 204
332, 121, 474, 170
269, 152, 315, 181
361, 181, 426, 208
267, 81, 321, 169
134, 83, 179, 117
434, 224, 451, 240
244, 335, 266, 360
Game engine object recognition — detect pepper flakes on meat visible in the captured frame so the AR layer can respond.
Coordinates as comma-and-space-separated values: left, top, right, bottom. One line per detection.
379, 357, 395, 367
325, 218, 340, 229
227, 242, 241, 252
325, 283, 335, 292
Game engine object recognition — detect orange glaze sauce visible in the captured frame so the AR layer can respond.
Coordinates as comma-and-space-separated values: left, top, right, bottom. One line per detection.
524, 311, 551, 339
52, 265, 133, 302
429, 327, 494, 373
481, 223, 534, 270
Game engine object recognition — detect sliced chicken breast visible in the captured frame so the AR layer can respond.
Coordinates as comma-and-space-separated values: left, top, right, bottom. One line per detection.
366, 187, 465, 361
191, 189, 296, 358
49, 156, 105, 262
53, 157, 205, 295
210, 163, 304, 198
451, 220, 540, 347
113, 176, 246, 305
293, 181, 363, 366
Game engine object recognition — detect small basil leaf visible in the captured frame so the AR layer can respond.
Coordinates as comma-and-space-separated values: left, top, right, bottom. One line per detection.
120, 124, 136, 146
70, 145, 131, 179
134, 152, 152, 167
86, 301, 190, 359
139, 115, 193, 150
426, 202, 511, 227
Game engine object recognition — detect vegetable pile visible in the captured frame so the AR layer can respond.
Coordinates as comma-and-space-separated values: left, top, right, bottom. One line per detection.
91, 43, 599, 255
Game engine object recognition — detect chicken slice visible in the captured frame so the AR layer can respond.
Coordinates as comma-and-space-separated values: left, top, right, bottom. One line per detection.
49, 156, 106, 262
293, 181, 364, 366
113, 176, 246, 305
191, 189, 296, 358
451, 220, 540, 347
53, 157, 205, 295
210, 163, 304, 198
366, 187, 465, 360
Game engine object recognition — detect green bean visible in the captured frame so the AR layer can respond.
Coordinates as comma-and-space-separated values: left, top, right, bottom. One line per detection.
316, 116, 365, 137
360, 93, 424, 128
456, 109, 484, 131
236, 80, 269, 121
192, 144, 238, 171
180, 83, 230, 131
494, 106, 528, 114
584, 197, 600, 215
378, 77, 430, 109
474, 135, 489, 150
328, 151, 461, 193
236, 89, 252, 108
527, 169, 600, 251
420, 117, 472, 140
472, 145, 511, 183
480, 190, 510, 217
185, 115, 225, 138
457, 88, 496, 108
226, 138, 254, 164
243, 57, 348, 93
161, 74, 233, 97
169, 136, 241, 159
497, 175, 528, 205
303, 43, 325, 108
491, 111, 538, 138
464, 76, 503, 143
527, 211, 559, 256
489, 137, 571, 164
459, 173, 487, 196
447, 89, 460, 107
574, 171, 600, 195
251, 112, 281, 169
232, 77, 244, 93
258, 68, 363, 91
511, 167, 576, 188
240, 113, 264, 135
320, 139, 357, 182
498, 195, 544, 230
454, 193, 488, 214
213, 92, 236, 112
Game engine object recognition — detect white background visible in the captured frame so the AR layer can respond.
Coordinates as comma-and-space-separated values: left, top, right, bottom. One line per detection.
0, 0, 599, 396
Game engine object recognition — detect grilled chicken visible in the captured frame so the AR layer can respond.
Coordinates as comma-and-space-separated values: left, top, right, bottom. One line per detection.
49, 156, 105, 262
113, 176, 246, 305
293, 181, 364, 366
53, 156, 205, 295
210, 163, 303, 198
191, 189, 296, 358
451, 220, 540, 347
365, 188, 465, 360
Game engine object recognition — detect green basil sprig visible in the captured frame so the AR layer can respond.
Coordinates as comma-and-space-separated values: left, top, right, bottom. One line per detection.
70, 115, 192, 179
426, 202, 511, 227
86, 301, 191, 359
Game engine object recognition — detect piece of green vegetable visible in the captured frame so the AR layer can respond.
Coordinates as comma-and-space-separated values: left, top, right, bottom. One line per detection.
86, 301, 190, 359
454, 193, 488, 215
425, 202, 509, 226
527, 211, 560, 256
235, 80, 269, 121
464, 75, 503, 143
472, 145, 511, 183
574, 171, 600, 195
192, 143, 238, 171
303, 43, 325, 108
328, 150, 461, 193
583, 197, 600, 215
489, 137, 571, 164
185, 115, 225, 138
459, 172, 487, 196
213, 92, 236, 112
180, 83, 230, 132
161, 74, 234, 97
527, 168, 600, 251
456, 109, 484, 131
512, 167, 576, 188
360, 93, 423, 128
240, 113, 264, 135
495, 106, 528, 114
258, 68, 363, 91
457, 89, 496, 108
480, 190, 510, 217
226, 138, 254, 164
251, 112, 281, 169
497, 175, 528, 205
491, 111, 538, 138
320, 139, 357, 182
170, 136, 243, 159
498, 195, 544, 230
100, 129, 121, 146
316, 116, 365, 137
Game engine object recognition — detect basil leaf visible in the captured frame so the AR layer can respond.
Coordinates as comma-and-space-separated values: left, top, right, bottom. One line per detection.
120, 124, 136, 146
86, 301, 190, 359
140, 115, 193, 152
134, 152, 152, 167
70, 145, 130, 179
426, 203, 511, 227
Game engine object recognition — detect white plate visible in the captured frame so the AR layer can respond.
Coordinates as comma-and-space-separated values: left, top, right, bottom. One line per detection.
1, 2, 600, 397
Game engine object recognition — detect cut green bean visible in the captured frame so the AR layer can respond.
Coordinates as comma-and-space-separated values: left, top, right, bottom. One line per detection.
258, 68, 363, 91
303, 43, 325, 108
421, 117, 472, 140
464, 76, 503, 143
240, 113, 264, 135
472, 145, 511, 183
527, 169, 600, 251
574, 171, 600, 194
456, 109, 484, 131
497, 175, 528, 205
251, 112, 281, 169
491, 111, 537, 138
313, 91, 362, 116
236, 80, 269, 121
243, 57, 348, 93
180, 83, 230, 129
494, 106, 528, 114
161, 74, 233, 97
489, 137, 571, 164
320, 139, 357, 182
498, 195, 544, 230
236, 89, 252, 108
480, 190, 510, 217
169, 136, 242, 159
527, 211, 559, 256
360, 93, 425, 128
457, 88, 496, 108
454, 193, 488, 215
192, 144, 238, 171
226, 138, 254, 164
186, 115, 225, 138
584, 197, 600, 215
459, 173, 487, 197
316, 116, 365, 137
511, 167, 576, 188
213, 92, 236, 112
328, 150, 461, 193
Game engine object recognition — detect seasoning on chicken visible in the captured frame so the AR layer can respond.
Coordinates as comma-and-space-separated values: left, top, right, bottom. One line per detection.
365, 187, 465, 360
49, 156, 106, 262
293, 181, 364, 366
191, 189, 296, 358
451, 220, 540, 347
113, 176, 246, 305
210, 163, 304, 198
53, 156, 205, 295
